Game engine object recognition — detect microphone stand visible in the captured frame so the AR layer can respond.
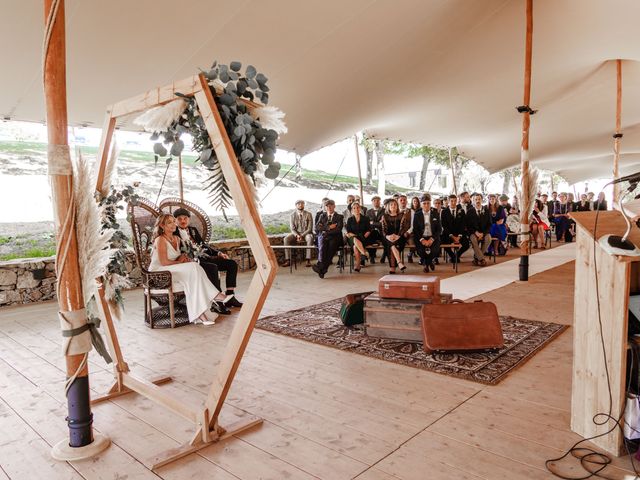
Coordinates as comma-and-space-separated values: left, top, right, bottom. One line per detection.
598, 182, 640, 256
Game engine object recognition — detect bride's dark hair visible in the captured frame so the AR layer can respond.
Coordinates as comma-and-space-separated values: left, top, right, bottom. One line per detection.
152, 213, 175, 241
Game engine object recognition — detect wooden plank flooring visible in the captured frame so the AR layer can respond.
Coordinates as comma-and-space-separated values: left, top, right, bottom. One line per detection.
0, 247, 637, 479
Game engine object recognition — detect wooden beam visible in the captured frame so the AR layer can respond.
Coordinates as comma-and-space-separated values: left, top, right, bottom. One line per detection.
194, 73, 277, 427
354, 135, 364, 202
613, 59, 622, 203
95, 113, 116, 194
518, 0, 534, 281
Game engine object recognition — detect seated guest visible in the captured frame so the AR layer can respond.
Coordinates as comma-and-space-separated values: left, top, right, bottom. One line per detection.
575, 193, 591, 212
366, 196, 385, 263
342, 194, 356, 223
354, 195, 367, 215
346, 202, 372, 272
465, 193, 492, 266
283, 200, 314, 268
151, 214, 224, 325
587, 191, 595, 210
594, 191, 608, 211
314, 197, 330, 233
406, 196, 421, 263
530, 199, 550, 249
441, 194, 469, 262
511, 195, 520, 214
312, 200, 344, 278
381, 198, 409, 274
553, 193, 573, 242
173, 208, 242, 312
488, 194, 507, 256
413, 194, 442, 272
459, 191, 471, 213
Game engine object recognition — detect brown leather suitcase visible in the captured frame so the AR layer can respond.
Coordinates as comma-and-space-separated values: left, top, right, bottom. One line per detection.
378, 275, 440, 301
421, 300, 503, 353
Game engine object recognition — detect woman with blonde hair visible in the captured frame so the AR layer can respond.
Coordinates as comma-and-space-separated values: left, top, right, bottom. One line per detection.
149, 213, 226, 325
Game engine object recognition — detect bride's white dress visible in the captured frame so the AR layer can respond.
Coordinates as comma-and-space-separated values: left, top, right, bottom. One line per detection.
149, 237, 218, 322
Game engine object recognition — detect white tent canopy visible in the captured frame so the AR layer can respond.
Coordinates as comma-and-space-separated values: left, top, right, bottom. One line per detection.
2, 0, 640, 183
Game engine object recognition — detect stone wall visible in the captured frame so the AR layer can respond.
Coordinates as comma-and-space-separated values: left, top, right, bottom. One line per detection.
0, 234, 297, 308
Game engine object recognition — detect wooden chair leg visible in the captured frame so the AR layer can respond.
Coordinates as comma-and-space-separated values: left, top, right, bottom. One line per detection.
146, 291, 154, 329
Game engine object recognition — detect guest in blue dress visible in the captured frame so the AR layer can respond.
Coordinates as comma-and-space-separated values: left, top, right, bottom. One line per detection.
488, 194, 507, 255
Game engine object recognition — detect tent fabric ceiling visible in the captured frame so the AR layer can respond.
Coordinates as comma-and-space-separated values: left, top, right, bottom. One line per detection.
2, 0, 640, 184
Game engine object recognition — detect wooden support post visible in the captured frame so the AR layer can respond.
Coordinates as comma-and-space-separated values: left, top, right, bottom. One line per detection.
354, 134, 364, 202
518, 0, 534, 281
449, 148, 457, 196
44, 0, 110, 461
613, 59, 623, 205
178, 154, 184, 203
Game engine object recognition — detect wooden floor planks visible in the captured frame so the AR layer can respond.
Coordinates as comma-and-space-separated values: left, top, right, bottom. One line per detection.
2, 250, 639, 479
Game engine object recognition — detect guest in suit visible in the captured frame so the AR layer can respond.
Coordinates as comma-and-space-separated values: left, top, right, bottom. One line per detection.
346, 202, 372, 272
342, 194, 356, 223
459, 191, 471, 213
381, 198, 409, 274
283, 200, 314, 268
314, 197, 330, 234
312, 200, 344, 278
594, 192, 608, 211
553, 193, 573, 242
173, 208, 242, 313
405, 196, 421, 264
413, 194, 442, 272
441, 194, 469, 262
366, 196, 385, 263
465, 194, 492, 266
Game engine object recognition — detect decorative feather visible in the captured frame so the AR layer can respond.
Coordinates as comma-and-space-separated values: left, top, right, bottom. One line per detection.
250, 105, 287, 135
74, 150, 116, 304
133, 98, 188, 133
98, 138, 119, 197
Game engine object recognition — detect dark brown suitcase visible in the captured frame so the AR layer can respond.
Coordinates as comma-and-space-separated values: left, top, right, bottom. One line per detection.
378, 275, 440, 301
420, 300, 503, 353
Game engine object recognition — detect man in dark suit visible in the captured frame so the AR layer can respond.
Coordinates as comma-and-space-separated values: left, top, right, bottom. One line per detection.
441, 194, 469, 262
366, 195, 384, 263
173, 208, 242, 312
412, 194, 442, 272
465, 194, 492, 266
312, 199, 344, 278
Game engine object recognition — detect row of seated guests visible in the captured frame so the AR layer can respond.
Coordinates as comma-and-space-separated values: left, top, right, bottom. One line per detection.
543, 191, 607, 243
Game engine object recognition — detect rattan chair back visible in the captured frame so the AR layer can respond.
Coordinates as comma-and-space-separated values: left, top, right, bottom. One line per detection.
158, 197, 212, 244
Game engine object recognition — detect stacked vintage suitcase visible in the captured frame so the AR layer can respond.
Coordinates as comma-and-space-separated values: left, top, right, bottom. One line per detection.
364, 275, 504, 352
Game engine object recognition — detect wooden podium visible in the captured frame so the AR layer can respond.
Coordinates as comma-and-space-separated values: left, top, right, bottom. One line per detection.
571, 210, 640, 456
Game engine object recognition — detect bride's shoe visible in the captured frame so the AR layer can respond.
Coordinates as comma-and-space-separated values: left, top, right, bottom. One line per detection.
195, 311, 216, 326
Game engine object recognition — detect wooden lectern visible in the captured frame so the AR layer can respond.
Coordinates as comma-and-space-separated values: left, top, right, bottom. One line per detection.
571, 210, 640, 456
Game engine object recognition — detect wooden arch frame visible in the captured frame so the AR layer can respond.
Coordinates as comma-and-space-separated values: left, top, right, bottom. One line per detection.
92, 73, 278, 469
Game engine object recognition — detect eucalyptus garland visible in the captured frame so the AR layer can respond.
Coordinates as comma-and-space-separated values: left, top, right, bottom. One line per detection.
98, 184, 140, 307
149, 61, 282, 217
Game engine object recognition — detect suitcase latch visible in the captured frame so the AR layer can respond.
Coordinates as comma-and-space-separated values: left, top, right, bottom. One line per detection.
383, 284, 389, 289
422, 285, 429, 291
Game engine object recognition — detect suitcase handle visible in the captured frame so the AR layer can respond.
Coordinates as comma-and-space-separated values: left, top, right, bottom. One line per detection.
451, 299, 464, 304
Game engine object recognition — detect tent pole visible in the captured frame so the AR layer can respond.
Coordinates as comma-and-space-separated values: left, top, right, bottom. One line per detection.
354, 134, 364, 202
43, 0, 110, 460
178, 154, 184, 203
518, 0, 533, 281
613, 59, 622, 205
449, 148, 457, 196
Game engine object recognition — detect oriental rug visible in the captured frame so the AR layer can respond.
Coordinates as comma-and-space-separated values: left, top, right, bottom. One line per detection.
256, 298, 568, 385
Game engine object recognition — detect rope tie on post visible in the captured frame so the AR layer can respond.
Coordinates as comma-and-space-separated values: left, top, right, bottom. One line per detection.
516, 105, 538, 115
613, 133, 623, 139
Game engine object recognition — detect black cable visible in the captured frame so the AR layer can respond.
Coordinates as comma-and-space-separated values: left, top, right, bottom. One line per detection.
155, 160, 172, 206
325, 146, 350, 198
259, 163, 296, 204
545, 186, 640, 479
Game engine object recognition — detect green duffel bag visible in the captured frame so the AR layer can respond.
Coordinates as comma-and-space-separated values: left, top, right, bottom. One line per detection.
340, 291, 374, 326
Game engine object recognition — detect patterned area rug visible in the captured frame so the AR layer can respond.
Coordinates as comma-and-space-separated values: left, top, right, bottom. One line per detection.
256, 298, 568, 385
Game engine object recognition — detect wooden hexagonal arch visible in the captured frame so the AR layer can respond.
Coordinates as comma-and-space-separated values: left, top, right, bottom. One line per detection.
92, 73, 278, 469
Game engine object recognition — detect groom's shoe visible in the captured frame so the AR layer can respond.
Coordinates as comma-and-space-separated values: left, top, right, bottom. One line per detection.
225, 296, 243, 308
211, 301, 231, 315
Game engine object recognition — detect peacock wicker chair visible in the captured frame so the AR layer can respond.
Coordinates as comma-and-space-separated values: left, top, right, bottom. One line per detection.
158, 197, 213, 244
128, 197, 189, 329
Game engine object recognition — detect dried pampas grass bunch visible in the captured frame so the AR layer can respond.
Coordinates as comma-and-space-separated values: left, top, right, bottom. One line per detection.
73, 150, 115, 304
250, 105, 287, 135
133, 98, 188, 133
518, 166, 539, 245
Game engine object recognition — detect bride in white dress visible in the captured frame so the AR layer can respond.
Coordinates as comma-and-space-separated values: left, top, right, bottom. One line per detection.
149, 213, 224, 325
